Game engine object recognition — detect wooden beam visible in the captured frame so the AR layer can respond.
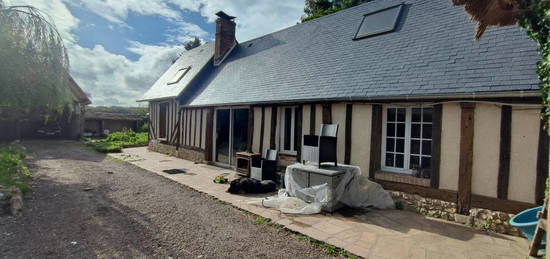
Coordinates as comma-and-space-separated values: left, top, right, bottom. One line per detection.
457, 103, 475, 215
204, 108, 214, 162
270, 106, 277, 149
310, 104, 316, 135
369, 104, 383, 179
199, 109, 203, 148
259, 107, 265, 153
536, 114, 549, 205
376, 179, 535, 214
295, 105, 303, 161
497, 105, 512, 199
194, 109, 198, 147
322, 103, 332, 124
247, 106, 254, 152
430, 104, 442, 188
344, 104, 353, 164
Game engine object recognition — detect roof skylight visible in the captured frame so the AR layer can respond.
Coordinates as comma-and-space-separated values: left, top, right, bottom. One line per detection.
354, 4, 403, 40
167, 66, 190, 85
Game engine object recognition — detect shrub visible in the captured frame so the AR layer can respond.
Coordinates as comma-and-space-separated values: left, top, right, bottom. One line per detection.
89, 131, 148, 153
0, 144, 31, 193
137, 122, 148, 133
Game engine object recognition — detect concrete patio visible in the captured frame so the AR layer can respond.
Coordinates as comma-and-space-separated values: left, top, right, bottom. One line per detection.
110, 147, 529, 259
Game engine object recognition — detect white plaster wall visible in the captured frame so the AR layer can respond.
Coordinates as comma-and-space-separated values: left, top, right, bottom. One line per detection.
439, 103, 461, 191
472, 103, 501, 198
350, 104, 372, 175
252, 107, 262, 153
332, 103, 347, 163
315, 104, 323, 135
508, 107, 540, 203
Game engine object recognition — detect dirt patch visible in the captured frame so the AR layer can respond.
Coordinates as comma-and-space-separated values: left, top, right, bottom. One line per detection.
0, 141, 333, 258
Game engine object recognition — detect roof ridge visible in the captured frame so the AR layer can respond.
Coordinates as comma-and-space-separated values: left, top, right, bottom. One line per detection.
237, 0, 391, 45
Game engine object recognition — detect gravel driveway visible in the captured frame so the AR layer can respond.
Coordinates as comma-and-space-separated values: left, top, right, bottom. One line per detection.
0, 141, 332, 258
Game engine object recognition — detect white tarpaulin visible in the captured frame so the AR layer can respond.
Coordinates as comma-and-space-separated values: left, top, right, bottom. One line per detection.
249, 163, 394, 214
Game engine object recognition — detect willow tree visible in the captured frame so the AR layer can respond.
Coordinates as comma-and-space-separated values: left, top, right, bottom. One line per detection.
0, 1, 73, 137
453, 0, 550, 127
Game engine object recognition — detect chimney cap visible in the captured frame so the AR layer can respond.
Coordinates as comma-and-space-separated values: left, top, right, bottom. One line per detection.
216, 11, 236, 21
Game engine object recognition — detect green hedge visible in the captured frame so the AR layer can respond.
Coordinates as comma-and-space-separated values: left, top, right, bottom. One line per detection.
0, 145, 31, 193
88, 131, 148, 153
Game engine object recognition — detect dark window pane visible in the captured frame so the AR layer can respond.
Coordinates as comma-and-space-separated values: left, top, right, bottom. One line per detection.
412, 108, 422, 122
385, 153, 394, 167
422, 140, 432, 155
396, 139, 404, 153
395, 154, 404, 168
423, 108, 433, 122
422, 124, 432, 139
284, 108, 292, 150
388, 108, 396, 121
397, 108, 406, 122
411, 124, 421, 138
386, 138, 395, 152
411, 139, 420, 154
422, 157, 431, 169
387, 123, 395, 137
396, 123, 405, 137
410, 155, 420, 169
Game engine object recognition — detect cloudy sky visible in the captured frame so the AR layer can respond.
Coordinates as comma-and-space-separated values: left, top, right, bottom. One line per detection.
5, 0, 305, 106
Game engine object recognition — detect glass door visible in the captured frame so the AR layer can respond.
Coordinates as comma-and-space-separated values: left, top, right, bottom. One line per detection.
214, 108, 249, 167
231, 109, 249, 166
215, 109, 230, 164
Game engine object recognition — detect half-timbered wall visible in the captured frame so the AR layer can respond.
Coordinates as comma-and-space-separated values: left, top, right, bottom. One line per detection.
150, 99, 546, 212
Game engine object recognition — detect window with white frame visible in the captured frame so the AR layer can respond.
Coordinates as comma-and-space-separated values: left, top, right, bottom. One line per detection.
279, 107, 296, 154
382, 105, 433, 173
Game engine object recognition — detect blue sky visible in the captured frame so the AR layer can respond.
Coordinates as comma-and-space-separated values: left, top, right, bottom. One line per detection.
5, 0, 305, 106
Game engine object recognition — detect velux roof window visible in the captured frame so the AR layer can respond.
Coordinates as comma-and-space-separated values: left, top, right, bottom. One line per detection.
167, 66, 191, 85
354, 4, 403, 40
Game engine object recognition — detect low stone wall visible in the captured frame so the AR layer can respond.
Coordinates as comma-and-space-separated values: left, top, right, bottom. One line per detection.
148, 142, 205, 162
390, 191, 522, 237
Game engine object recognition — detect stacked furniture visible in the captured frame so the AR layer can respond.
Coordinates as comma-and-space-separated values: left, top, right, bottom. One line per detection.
250, 149, 278, 181
302, 124, 339, 167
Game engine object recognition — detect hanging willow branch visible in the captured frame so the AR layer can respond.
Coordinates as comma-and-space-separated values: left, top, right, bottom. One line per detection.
0, 1, 73, 120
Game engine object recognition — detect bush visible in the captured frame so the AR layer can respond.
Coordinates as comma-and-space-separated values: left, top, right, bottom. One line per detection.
89, 131, 148, 153
0, 144, 31, 193
137, 122, 148, 133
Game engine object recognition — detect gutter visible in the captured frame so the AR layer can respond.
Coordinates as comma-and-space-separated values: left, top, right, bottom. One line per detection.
177, 90, 541, 108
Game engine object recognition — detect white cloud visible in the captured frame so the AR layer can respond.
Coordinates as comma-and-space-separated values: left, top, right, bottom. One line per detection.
178, 0, 305, 41
69, 43, 181, 106
3, 0, 306, 106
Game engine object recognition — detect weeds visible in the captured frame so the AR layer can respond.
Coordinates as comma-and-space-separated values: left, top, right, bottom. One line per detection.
0, 144, 31, 193
87, 131, 148, 153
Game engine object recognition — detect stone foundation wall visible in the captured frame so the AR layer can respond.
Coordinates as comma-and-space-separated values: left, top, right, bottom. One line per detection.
148, 142, 205, 162
390, 191, 522, 237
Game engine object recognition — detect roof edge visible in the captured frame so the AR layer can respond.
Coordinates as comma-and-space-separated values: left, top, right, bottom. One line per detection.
183, 90, 541, 108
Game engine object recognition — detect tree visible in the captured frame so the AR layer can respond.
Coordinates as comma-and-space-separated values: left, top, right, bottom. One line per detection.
302, 0, 371, 22
0, 2, 73, 137
184, 36, 201, 51
453, 0, 550, 127
171, 37, 202, 64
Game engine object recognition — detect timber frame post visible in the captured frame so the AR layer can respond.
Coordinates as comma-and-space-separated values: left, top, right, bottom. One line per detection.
457, 103, 475, 215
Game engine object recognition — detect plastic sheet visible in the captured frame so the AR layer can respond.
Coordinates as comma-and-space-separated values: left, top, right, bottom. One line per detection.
249, 163, 394, 214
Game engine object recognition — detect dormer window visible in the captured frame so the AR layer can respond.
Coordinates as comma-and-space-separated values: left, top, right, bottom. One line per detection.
167, 66, 191, 85
354, 4, 403, 40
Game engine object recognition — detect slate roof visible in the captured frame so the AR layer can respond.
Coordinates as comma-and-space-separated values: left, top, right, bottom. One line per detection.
138, 43, 214, 102
141, 0, 541, 106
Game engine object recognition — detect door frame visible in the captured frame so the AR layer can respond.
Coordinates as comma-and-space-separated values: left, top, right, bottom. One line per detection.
212, 106, 249, 168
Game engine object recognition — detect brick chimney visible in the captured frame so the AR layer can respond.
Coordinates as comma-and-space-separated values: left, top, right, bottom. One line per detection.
214, 11, 236, 66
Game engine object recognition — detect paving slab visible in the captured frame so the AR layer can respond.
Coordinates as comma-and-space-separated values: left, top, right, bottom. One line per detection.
110, 147, 530, 259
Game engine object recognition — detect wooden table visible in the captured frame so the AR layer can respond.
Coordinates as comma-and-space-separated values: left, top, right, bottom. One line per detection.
235, 152, 261, 177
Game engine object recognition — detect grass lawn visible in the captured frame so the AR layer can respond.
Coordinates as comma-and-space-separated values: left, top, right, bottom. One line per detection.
87, 131, 148, 153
